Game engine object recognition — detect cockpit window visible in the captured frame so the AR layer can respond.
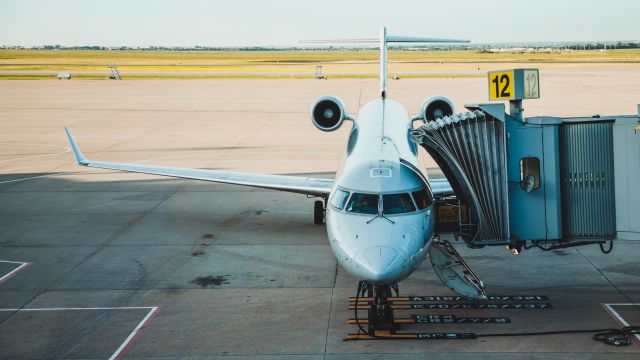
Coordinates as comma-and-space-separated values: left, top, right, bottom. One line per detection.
330, 189, 350, 210
345, 193, 379, 215
383, 193, 416, 215
412, 189, 433, 210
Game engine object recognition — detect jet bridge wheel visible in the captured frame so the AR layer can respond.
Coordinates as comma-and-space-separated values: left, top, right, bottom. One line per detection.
314, 200, 325, 225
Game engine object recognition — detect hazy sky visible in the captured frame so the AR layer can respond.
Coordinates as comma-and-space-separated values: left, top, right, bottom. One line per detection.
0, 0, 637, 47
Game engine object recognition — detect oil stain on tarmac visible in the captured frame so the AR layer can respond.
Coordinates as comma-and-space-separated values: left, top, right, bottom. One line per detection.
190, 275, 231, 288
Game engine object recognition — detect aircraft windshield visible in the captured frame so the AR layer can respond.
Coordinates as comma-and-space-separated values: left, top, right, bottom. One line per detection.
341, 189, 431, 216
412, 189, 433, 210
383, 193, 416, 215
330, 189, 350, 210
345, 193, 378, 215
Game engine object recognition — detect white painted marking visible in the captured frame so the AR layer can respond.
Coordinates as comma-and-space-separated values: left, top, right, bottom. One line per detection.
0, 142, 70, 150
0, 306, 160, 360
74, 201, 118, 212
0, 306, 155, 311
0, 146, 70, 163
0, 171, 74, 184
108, 306, 160, 360
0, 260, 31, 285
602, 303, 640, 346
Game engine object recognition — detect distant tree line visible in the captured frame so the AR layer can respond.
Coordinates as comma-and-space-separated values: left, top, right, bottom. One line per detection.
1, 42, 639, 51
562, 42, 639, 50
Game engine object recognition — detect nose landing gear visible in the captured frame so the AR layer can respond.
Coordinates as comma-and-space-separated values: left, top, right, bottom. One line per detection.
351, 281, 399, 337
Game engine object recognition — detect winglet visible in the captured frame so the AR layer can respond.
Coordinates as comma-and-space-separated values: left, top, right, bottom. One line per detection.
64, 126, 89, 166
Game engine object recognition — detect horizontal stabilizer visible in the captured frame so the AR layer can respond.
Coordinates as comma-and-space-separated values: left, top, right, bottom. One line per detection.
302, 26, 469, 99
386, 35, 469, 43
301, 36, 469, 44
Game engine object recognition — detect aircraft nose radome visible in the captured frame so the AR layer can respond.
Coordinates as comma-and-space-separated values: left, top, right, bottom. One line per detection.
356, 246, 408, 283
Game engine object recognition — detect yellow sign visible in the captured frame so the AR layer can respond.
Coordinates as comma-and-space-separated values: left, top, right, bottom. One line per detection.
488, 70, 514, 101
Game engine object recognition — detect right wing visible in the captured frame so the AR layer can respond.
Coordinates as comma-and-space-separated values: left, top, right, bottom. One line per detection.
64, 127, 333, 197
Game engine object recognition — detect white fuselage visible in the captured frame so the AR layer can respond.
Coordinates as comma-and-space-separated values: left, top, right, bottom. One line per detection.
326, 98, 436, 284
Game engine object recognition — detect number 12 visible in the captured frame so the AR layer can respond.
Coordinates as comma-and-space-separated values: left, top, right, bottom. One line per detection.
492, 74, 511, 98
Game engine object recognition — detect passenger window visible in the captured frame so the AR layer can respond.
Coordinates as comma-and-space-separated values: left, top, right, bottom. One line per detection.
383, 193, 416, 215
330, 189, 350, 210
346, 193, 379, 215
412, 189, 433, 210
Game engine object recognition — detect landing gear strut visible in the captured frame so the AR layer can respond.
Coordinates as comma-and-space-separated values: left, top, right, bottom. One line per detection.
313, 200, 325, 225
356, 281, 399, 335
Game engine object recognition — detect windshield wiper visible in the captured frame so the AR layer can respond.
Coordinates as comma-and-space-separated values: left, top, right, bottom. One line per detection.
366, 213, 395, 224
365, 195, 395, 224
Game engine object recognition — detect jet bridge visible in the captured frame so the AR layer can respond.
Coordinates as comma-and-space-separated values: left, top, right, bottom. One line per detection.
412, 70, 640, 248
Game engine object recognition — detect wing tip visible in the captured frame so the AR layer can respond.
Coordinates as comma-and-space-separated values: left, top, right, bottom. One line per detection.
64, 126, 89, 166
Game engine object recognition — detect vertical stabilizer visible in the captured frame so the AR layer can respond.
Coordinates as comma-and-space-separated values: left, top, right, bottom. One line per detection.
380, 27, 388, 99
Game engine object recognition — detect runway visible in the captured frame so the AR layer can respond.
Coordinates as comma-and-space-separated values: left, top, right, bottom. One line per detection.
0, 77, 638, 359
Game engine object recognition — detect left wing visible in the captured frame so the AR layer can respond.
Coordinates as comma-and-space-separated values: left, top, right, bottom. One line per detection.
64, 127, 333, 196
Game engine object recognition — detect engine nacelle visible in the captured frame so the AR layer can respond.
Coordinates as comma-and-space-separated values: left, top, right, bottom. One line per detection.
311, 96, 348, 132
421, 96, 456, 121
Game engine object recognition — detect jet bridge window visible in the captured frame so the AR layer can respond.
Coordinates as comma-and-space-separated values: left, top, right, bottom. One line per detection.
330, 189, 350, 210
383, 193, 416, 215
345, 193, 379, 215
520, 157, 541, 192
412, 189, 433, 210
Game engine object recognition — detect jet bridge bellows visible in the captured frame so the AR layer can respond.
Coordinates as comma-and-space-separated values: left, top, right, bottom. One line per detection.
412, 110, 509, 245
413, 103, 640, 247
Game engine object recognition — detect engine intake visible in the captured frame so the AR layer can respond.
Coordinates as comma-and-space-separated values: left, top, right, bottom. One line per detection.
421, 96, 456, 121
311, 96, 347, 132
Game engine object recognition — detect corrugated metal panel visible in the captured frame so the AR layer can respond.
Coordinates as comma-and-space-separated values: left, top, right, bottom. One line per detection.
412, 110, 509, 245
560, 122, 616, 238
613, 117, 640, 240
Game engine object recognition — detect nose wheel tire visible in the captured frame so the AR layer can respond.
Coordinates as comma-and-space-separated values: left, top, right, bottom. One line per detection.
314, 200, 325, 225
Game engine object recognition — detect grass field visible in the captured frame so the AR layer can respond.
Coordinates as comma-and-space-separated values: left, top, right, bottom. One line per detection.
1, 49, 639, 79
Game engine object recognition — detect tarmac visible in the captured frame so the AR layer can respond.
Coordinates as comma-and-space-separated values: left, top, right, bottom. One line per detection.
0, 76, 639, 359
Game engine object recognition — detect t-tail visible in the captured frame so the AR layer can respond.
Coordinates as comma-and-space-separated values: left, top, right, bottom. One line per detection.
302, 26, 469, 99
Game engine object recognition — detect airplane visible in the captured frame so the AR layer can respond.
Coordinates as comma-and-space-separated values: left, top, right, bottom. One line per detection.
64, 27, 485, 330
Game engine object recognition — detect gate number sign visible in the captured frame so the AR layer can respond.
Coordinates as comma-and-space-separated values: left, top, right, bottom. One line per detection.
488, 69, 540, 101
489, 71, 514, 100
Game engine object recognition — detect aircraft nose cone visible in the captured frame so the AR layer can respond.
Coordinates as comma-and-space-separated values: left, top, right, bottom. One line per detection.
356, 246, 408, 284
